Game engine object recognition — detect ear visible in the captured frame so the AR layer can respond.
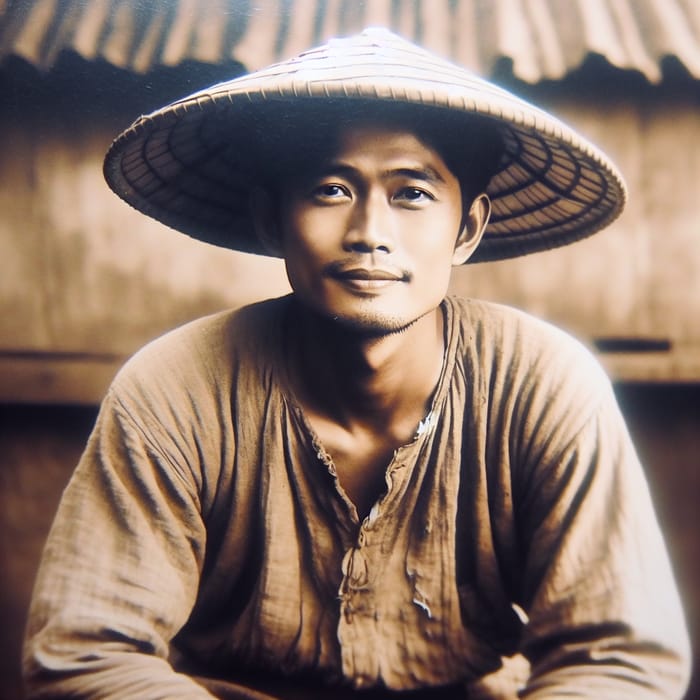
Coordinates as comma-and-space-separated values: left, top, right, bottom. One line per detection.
452, 193, 491, 265
249, 186, 283, 256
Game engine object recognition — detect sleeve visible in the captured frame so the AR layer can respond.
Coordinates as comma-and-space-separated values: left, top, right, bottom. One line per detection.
22, 385, 233, 699
513, 353, 691, 699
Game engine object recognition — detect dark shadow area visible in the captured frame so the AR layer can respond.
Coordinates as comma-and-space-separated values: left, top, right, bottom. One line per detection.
0, 403, 98, 700
614, 383, 700, 700
1, 50, 247, 130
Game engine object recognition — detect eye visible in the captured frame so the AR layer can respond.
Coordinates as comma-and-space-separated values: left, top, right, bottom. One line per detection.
393, 187, 435, 206
311, 183, 351, 202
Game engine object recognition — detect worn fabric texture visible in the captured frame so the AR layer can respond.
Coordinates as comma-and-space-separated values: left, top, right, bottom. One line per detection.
23, 295, 690, 699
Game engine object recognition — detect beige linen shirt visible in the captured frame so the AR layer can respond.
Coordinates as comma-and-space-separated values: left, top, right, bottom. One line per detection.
24, 296, 690, 699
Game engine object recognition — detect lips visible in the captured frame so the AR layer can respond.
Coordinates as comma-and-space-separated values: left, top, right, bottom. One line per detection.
322, 260, 410, 293
334, 267, 405, 282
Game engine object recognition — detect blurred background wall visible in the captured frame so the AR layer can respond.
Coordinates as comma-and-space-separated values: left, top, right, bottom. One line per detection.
1, 1, 699, 698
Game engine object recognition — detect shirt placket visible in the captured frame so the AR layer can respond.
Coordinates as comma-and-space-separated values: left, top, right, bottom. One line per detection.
335, 455, 414, 688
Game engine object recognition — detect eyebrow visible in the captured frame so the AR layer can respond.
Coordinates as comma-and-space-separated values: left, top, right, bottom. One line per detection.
315, 163, 447, 184
383, 166, 446, 184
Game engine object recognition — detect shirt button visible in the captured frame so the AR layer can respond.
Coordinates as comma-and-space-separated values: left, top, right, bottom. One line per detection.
343, 603, 354, 623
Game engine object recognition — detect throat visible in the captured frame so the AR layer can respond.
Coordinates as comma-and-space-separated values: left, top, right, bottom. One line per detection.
288, 303, 446, 422
284, 300, 449, 518
320, 427, 398, 520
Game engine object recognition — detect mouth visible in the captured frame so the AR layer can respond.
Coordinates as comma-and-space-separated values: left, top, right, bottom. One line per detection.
335, 268, 404, 281
328, 266, 409, 291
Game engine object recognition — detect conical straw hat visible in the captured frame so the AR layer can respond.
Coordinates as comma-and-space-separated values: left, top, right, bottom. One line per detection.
104, 28, 626, 263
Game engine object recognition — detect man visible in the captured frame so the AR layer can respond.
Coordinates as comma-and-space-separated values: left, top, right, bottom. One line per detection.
23, 29, 690, 699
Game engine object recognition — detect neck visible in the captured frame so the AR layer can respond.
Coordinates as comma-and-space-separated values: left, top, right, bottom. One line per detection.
285, 300, 447, 436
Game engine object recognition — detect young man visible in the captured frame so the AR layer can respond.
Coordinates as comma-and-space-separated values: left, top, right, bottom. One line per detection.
23, 29, 690, 699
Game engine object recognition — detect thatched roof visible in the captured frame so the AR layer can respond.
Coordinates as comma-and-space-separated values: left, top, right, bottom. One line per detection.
1, 0, 699, 83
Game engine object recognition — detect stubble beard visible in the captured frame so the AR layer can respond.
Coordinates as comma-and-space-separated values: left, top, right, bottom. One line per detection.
318, 305, 425, 340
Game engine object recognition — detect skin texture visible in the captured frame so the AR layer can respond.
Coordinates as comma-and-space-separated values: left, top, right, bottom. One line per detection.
253, 125, 491, 517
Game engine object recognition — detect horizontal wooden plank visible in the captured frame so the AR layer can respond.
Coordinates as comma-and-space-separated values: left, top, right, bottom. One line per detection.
598, 347, 700, 383
0, 355, 123, 405
1, 344, 699, 407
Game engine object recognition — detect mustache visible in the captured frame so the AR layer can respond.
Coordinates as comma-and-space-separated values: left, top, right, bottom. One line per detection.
322, 257, 411, 281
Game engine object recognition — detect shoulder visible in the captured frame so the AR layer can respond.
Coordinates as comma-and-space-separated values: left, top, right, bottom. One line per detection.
448, 295, 587, 346
109, 296, 289, 406
446, 295, 613, 423
448, 295, 605, 377
90, 298, 289, 492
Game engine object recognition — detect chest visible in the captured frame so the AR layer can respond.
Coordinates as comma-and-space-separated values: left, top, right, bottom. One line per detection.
306, 414, 411, 519
212, 396, 507, 689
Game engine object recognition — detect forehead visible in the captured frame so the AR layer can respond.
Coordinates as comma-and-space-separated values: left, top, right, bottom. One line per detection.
296, 123, 459, 188
332, 125, 450, 167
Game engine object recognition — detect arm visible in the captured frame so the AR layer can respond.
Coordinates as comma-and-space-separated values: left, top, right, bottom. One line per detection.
515, 368, 690, 698
23, 387, 249, 699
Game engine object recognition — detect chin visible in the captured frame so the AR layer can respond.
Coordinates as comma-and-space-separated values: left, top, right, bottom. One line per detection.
319, 305, 425, 339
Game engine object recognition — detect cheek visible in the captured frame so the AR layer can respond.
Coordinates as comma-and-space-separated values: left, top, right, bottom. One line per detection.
282, 207, 342, 257
280, 214, 331, 291
405, 215, 461, 260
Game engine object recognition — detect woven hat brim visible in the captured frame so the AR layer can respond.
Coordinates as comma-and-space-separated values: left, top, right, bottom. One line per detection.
103, 29, 627, 263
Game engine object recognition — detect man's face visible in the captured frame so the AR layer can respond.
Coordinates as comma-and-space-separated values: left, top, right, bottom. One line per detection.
277, 125, 470, 336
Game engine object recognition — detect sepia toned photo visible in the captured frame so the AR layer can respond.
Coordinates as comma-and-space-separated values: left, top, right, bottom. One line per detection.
1, 2, 698, 698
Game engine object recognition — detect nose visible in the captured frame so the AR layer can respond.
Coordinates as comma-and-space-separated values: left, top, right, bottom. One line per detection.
343, 190, 395, 254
